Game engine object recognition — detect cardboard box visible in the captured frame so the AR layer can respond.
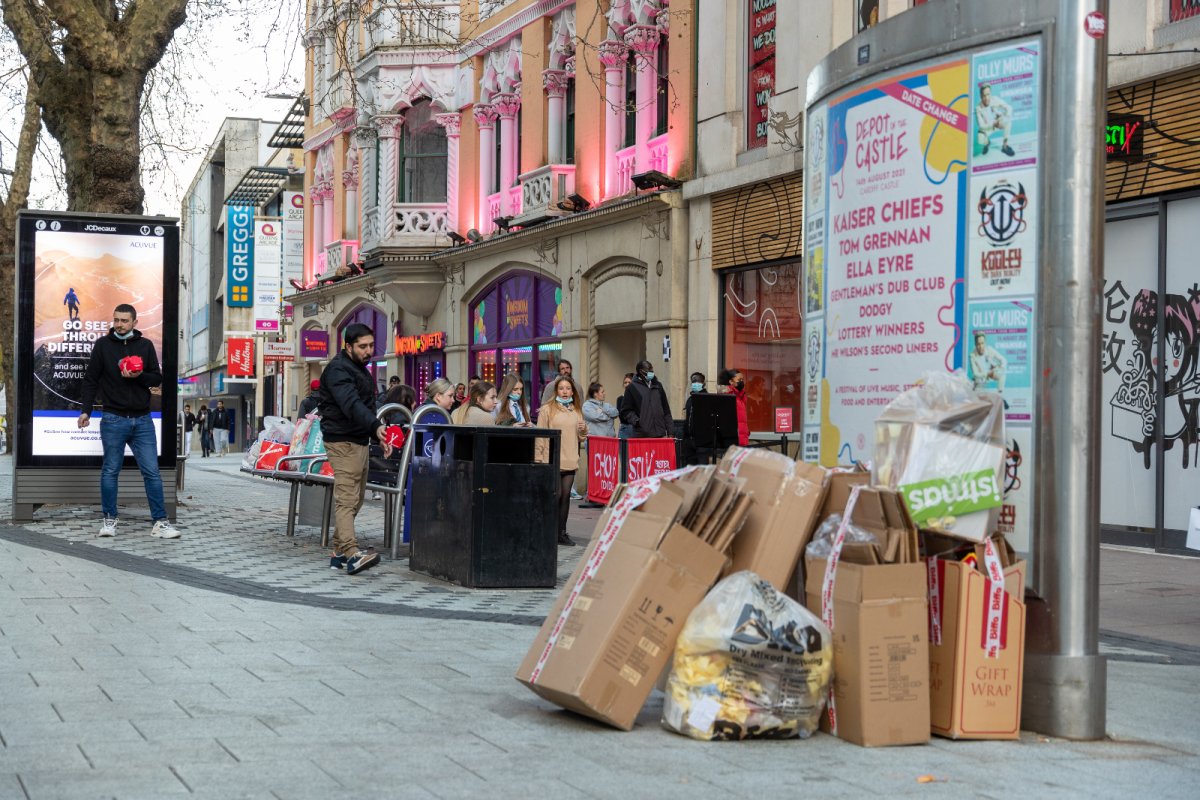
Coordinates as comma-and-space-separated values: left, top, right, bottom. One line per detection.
719, 448, 829, 590
516, 486, 728, 731
927, 553, 1026, 740
805, 560, 931, 747
803, 479, 930, 747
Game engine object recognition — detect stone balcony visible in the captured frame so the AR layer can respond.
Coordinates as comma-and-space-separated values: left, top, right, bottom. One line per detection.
362, 202, 450, 251
364, 2, 459, 51
511, 164, 577, 227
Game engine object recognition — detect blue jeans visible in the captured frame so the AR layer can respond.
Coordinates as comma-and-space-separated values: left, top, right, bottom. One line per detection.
100, 413, 166, 521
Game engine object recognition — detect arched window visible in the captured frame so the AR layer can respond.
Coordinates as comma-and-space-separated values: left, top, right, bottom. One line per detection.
399, 99, 447, 203
469, 271, 565, 402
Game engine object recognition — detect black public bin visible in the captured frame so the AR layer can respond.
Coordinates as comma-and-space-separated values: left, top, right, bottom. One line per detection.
407, 424, 561, 588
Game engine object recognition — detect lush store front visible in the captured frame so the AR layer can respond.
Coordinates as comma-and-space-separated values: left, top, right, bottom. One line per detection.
469, 271, 565, 401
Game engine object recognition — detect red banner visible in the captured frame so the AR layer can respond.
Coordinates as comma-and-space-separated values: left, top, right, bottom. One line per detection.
587, 436, 621, 505
626, 438, 677, 482
227, 337, 255, 377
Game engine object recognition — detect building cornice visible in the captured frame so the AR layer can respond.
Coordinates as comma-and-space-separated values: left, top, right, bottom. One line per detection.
461, 0, 574, 60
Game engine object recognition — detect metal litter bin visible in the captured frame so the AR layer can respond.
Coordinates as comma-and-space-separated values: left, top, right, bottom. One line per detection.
407, 424, 560, 588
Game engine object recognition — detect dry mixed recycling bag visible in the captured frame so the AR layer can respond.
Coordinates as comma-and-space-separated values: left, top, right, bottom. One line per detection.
873, 372, 1006, 541
663, 571, 833, 741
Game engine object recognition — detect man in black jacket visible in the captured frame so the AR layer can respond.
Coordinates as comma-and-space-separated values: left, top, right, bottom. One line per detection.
77, 304, 180, 540
620, 360, 674, 438
319, 323, 393, 575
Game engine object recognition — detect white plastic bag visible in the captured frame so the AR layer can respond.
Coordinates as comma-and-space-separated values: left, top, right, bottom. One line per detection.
662, 571, 833, 741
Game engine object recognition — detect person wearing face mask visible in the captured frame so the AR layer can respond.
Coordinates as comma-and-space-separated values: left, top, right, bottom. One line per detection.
536, 376, 588, 545
495, 373, 533, 427
461, 381, 499, 425
718, 368, 751, 446
620, 360, 674, 439
681, 372, 708, 466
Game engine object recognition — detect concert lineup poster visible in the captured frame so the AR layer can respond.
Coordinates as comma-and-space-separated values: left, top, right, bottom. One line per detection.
30, 227, 166, 456
811, 54, 970, 464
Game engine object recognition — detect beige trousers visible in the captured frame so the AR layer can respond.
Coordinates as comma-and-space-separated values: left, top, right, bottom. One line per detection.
325, 440, 369, 557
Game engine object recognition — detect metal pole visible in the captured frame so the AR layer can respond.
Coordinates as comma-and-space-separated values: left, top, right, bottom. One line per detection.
1023, 0, 1108, 740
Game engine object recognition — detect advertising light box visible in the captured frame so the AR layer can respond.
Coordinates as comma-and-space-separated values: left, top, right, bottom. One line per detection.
15, 211, 179, 468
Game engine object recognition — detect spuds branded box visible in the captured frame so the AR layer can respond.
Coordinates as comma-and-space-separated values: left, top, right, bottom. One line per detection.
719, 449, 829, 590
926, 538, 1026, 740
516, 483, 728, 731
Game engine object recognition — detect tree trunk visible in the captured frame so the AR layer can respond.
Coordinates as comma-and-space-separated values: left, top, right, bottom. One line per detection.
41, 61, 147, 215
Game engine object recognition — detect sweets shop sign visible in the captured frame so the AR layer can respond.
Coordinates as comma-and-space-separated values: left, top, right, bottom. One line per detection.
395, 331, 445, 356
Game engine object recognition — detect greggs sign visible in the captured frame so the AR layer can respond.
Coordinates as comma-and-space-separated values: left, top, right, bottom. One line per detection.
225, 205, 254, 307
395, 331, 445, 355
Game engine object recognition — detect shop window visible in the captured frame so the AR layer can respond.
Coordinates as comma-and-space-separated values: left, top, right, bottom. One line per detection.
720, 263, 804, 433
1169, 1, 1200, 23
399, 99, 447, 203
655, 38, 669, 137
469, 271, 565, 402
747, 0, 776, 150
624, 51, 637, 148
565, 77, 576, 164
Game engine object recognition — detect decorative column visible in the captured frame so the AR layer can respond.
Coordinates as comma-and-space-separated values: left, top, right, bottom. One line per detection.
473, 103, 499, 231
375, 115, 403, 239
543, 69, 569, 165
309, 184, 325, 276
435, 112, 462, 232
494, 93, 522, 216
355, 126, 379, 249
342, 165, 359, 241
625, 24, 661, 174
599, 39, 627, 199
321, 182, 336, 251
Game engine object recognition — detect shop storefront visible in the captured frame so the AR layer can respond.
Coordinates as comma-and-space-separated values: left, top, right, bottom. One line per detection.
396, 329, 447, 399
713, 174, 805, 435
1100, 66, 1200, 553
468, 271, 564, 400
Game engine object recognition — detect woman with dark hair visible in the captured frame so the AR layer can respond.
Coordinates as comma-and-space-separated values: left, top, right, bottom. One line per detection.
462, 380, 499, 425
682, 371, 708, 465
495, 373, 533, 427
537, 376, 588, 545
382, 382, 417, 412
718, 367, 750, 446
582, 382, 619, 437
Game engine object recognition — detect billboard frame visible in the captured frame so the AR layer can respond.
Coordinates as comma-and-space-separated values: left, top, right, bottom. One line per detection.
805, 0, 1108, 739
12, 208, 180, 520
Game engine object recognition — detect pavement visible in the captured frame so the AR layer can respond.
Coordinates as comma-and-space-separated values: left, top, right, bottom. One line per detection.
0, 452, 1198, 798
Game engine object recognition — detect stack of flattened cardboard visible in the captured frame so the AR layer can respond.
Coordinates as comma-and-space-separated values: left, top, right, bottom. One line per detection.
804, 473, 932, 747
922, 531, 1026, 740
718, 448, 830, 590
515, 466, 755, 731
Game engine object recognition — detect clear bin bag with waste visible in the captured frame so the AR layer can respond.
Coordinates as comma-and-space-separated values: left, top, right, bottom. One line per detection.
662, 571, 833, 741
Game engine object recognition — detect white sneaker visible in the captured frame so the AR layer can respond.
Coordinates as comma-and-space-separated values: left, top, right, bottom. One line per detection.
97, 517, 118, 537
151, 520, 181, 539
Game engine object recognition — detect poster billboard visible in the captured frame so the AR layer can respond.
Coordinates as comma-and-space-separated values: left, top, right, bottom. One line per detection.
804, 36, 1042, 552
15, 211, 179, 468
282, 192, 305, 285
254, 218, 282, 332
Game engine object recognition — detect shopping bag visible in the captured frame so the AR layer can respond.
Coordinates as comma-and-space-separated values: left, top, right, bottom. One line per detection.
255, 440, 289, 471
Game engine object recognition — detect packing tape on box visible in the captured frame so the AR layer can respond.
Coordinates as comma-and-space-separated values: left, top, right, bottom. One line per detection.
818, 484, 864, 737
927, 557, 944, 646
982, 537, 1007, 659
528, 467, 700, 685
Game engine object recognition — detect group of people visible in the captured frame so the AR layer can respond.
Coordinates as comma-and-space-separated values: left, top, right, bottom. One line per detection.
181, 400, 234, 457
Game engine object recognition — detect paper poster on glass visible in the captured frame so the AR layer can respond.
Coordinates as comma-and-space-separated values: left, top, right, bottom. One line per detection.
803, 320, 824, 426
813, 53, 969, 464
997, 426, 1033, 554
970, 40, 1040, 173
968, 170, 1038, 296
966, 298, 1034, 425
